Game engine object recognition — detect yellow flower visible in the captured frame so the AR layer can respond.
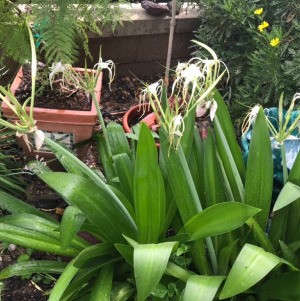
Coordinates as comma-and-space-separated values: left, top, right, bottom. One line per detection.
258, 21, 269, 32
254, 8, 263, 15
270, 37, 280, 47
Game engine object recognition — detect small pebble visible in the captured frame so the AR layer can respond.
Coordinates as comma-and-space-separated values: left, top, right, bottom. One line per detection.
8, 244, 16, 251
103, 92, 110, 99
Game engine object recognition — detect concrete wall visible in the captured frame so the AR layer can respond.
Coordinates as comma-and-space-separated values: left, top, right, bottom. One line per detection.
81, 3, 201, 76
2, 3, 201, 84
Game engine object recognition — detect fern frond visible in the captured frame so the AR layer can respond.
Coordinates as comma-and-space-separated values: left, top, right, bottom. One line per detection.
30, 0, 125, 65
0, 1, 31, 64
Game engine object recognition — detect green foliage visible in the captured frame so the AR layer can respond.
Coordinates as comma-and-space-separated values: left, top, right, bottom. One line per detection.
0, 132, 27, 199
0, 0, 125, 65
0, 98, 300, 299
195, 0, 300, 117
0, 1, 30, 65
1, 41, 300, 298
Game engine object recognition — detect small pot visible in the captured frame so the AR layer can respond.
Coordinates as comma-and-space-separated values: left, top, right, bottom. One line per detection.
122, 103, 161, 147
122, 103, 159, 133
2, 67, 102, 159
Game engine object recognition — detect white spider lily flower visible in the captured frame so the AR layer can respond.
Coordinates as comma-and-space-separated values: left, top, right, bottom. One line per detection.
94, 59, 116, 87
148, 81, 162, 95
248, 105, 260, 122
196, 100, 218, 121
34, 129, 45, 151
169, 114, 185, 149
139, 80, 163, 103
202, 59, 218, 74
207, 100, 218, 121
180, 64, 204, 86
170, 114, 184, 136
172, 63, 205, 102
175, 62, 188, 75
49, 62, 65, 84
242, 104, 261, 136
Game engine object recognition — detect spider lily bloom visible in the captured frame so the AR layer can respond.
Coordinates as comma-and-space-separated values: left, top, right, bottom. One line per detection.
196, 100, 218, 121
241, 104, 261, 136
139, 79, 163, 103
172, 42, 226, 111
258, 21, 269, 32
254, 8, 263, 15
180, 64, 204, 86
270, 38, 280, 47
34, 128, 45, 151
93, 59, 116, 88
139, 79, 165, 120
169, 114, 185, 149
148, 80, 163, 96
173, 62, 205, 100
49, 62, 66, 88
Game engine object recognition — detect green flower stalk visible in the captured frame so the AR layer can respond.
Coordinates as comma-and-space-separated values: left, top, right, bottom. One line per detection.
0, 20, 43, 149
267, 93, 300, 183
242, 92, 300, 184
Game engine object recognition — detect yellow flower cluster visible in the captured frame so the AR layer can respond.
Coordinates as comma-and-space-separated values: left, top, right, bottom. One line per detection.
254, 7, 281, 47
254, 8, 263, 15
270, 38, 280, 47
258, 21, 269, 32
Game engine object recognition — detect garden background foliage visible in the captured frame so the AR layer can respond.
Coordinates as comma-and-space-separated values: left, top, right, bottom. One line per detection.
0, 0, 125, 65
195, 0, 300, 120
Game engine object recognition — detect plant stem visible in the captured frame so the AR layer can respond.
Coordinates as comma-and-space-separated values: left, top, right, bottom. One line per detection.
26, 20, 37, 122
205, 237, 218, 275
164, 0, 176, 86
246, 217, 275, 254
165, 262, 192, 282
90, 90, 112, 158
280, 142, 288, 184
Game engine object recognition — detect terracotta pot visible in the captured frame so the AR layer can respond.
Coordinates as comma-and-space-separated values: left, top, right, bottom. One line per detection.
122, 103, 159, 133
122, 103, 161, 147
2, 67, 102, 159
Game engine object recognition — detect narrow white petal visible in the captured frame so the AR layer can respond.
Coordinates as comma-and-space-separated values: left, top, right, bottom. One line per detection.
34, 130, 45, 151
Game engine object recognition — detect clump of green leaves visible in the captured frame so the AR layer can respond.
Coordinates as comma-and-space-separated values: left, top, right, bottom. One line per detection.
195, 0, 300, 119
1, 44, 300, 299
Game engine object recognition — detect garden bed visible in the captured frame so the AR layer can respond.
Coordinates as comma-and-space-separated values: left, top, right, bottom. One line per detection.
0, 72, 164, 300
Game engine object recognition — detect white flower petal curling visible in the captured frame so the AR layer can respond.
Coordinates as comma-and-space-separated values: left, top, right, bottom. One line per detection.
34, 129, 45, 151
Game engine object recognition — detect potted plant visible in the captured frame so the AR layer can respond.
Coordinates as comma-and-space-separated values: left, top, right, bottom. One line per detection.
0, 21, 115, 159
2, 64, 103, 159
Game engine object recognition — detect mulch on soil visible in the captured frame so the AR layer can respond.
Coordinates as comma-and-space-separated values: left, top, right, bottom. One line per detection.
15, 65, 92, 111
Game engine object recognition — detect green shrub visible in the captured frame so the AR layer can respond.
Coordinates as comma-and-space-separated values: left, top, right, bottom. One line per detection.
195, 0, 300, 118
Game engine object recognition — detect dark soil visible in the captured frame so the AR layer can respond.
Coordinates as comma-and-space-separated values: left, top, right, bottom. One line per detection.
0, 245, 60, 301
15, 65, 91, 111
3, 277, 49, 301
100, 74, 162, 124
